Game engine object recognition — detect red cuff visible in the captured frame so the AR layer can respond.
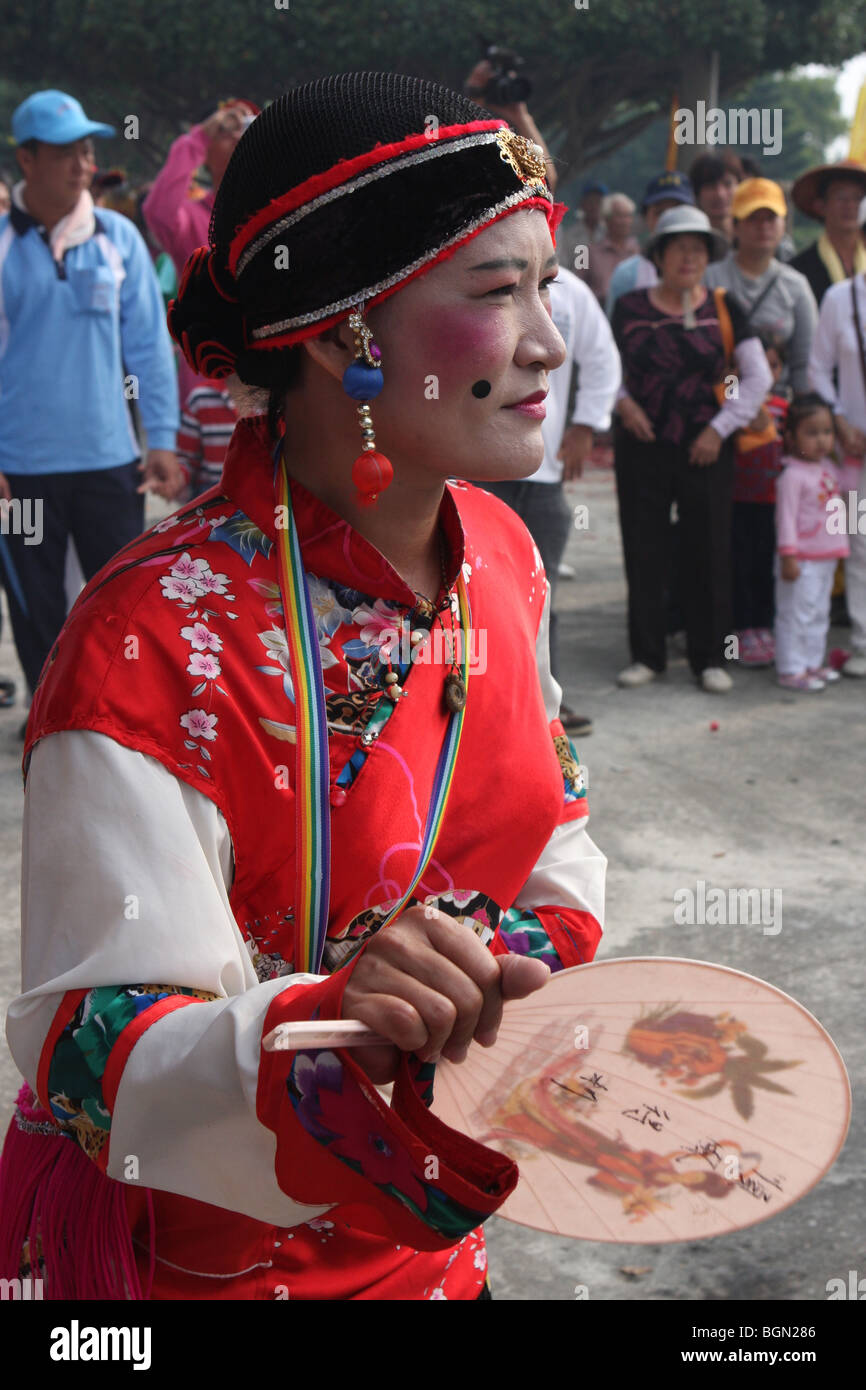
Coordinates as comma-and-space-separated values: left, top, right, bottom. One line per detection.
256, 961, 518, 1250
532, 906, 601, 966
490, 905, 601, 968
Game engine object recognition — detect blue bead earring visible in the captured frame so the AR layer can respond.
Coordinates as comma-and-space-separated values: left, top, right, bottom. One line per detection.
341, 304, 393, 507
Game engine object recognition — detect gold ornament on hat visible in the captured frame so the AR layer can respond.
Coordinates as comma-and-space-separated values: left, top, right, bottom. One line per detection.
495, 129, 549, 191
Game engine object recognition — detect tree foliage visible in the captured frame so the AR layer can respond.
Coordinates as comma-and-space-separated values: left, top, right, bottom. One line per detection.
583, 72, 850, 204
0, 0, 864, 183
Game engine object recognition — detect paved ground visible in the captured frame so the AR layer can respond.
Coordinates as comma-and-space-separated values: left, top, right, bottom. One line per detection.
484, 464, 864, 1301
0, 468, 862, 1302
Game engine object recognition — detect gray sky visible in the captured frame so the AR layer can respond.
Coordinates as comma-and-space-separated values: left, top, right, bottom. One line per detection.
803, 53, 866, 158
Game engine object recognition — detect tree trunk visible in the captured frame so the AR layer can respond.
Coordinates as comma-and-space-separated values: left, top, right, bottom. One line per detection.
675, 50, 720, 169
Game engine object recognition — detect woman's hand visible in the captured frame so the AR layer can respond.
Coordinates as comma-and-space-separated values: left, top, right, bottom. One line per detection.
200, 104, 254, 143
617, 396, 656, 442
780, 555, 800, 582
342, 905, 550, 1083
834, 415, 866, 457
689, 425, 722, 466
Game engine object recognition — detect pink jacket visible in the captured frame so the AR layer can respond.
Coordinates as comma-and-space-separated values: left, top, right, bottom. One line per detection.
141, 127, 213, 277
142, 127, 214, 403
775, 456, 849, 562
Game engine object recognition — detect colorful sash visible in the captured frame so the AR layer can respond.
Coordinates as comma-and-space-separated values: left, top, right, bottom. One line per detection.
275, 455, 470, 975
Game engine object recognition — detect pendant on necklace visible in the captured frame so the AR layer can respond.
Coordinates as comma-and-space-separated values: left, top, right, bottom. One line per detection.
444, 673, 466, 713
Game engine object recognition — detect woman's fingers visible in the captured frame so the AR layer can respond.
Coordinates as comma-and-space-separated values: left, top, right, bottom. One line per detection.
343, 909, 507, 1061
415, 912, 507, 1051
342, 908, 549, 1068
351, 1040, 403, 1085
364, 926, 487, 1058
344, 983, 434, 1054
498, 953, 551, 1000
345, 954, 477, 1061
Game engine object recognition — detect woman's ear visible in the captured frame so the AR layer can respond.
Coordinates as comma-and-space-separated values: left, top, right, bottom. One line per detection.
302, 320, 355, 384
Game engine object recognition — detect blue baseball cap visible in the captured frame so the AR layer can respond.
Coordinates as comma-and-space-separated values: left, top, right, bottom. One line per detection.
12, 90, 115, 145
642, 170, 694, 211
580, 179, 608, 197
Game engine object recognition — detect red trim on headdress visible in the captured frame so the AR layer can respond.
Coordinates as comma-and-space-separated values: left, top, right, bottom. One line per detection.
208, 250, 239, 302
228, 118, 507, 274
247, 194, 557, 353
549, 200, 569, 243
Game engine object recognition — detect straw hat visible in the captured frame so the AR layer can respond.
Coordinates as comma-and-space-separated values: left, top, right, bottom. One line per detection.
791, 159, 866, 221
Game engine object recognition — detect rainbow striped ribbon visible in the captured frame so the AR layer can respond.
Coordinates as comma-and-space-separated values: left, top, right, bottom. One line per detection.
377, 574, 471, 934
275, 456, 471, 976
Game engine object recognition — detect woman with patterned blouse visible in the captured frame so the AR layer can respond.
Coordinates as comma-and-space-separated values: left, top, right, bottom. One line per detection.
0, 75, 605, 1302
611, 206, 772, 694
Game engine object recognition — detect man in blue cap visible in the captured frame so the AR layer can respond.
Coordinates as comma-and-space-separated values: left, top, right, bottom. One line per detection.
556, 178, 608, 273
0, 90, 181, 723
604, 170, 695, 317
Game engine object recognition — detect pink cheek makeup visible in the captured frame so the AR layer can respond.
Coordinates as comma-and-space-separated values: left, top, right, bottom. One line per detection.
421, 305, 513, 397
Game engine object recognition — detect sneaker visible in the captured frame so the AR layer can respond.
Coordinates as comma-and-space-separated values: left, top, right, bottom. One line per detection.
617, 662, 657, 688
738, 629, 770, 667
557, 562, 576, 580
701, 667, 733, 693
842, 653, 866, 677
559, 705, 593, 736
807, 666, 841, 683
778, 672, 825, 691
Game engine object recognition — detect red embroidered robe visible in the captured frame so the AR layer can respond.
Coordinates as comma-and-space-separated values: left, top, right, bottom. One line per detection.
8, 416, 602, 1299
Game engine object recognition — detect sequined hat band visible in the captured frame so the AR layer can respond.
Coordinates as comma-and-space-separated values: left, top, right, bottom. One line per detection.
168, 73, 565, 387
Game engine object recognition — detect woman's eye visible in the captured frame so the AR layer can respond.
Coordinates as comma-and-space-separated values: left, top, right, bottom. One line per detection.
486, 275, 559, 298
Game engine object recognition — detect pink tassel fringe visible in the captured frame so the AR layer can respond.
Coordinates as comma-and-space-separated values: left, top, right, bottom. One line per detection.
0, 1083, 154, 1299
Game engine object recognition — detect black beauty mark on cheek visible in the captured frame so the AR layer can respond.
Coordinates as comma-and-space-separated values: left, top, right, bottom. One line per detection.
471, 380, 492, 398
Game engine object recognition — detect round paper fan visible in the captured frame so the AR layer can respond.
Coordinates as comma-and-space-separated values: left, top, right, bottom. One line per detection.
430, 957, 851, 1243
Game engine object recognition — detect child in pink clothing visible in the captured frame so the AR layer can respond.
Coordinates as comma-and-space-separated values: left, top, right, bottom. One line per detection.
775, 394, 850, 691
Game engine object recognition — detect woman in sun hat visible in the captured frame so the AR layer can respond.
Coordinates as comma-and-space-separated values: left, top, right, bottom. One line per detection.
0, 72, 606, 1302
610, 204, 772, 694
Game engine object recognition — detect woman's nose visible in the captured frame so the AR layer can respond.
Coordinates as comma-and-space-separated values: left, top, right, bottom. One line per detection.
529, 298, 566, 370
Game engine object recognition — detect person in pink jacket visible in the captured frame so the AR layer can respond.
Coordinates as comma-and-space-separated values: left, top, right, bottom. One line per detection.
775, 393, 850, 690
142, 100, 259, 399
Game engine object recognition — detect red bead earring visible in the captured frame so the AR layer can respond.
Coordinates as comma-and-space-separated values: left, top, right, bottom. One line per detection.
341, 305, 393, 507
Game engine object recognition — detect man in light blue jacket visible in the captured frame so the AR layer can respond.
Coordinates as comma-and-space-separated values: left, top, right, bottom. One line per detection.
0, 90, 181, 707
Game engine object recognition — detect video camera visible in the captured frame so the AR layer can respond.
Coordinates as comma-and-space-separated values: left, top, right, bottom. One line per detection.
474, 42, 533, 106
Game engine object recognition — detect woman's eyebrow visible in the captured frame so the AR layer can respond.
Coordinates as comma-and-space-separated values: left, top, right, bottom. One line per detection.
467, 254, 559, 272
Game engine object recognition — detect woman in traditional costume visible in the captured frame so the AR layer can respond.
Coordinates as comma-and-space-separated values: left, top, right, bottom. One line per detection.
0, 73, 605, 1301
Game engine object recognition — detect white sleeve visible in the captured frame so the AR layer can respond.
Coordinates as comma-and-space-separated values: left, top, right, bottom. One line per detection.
808, 288, 842, 413
568, 275, 622, 431
7, 729, 333, 1227
525, 586, 606, 931
710, 336, 774, 439
535, 583, 562, 720
511, 816, 606, 928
